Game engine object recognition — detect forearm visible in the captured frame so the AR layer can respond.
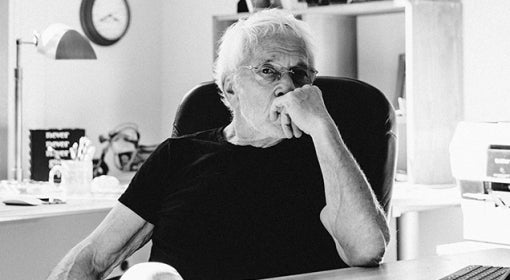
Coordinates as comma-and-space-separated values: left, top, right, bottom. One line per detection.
47, 203, 154, 280
47, 241, 102, 280
311, 119, 389, 266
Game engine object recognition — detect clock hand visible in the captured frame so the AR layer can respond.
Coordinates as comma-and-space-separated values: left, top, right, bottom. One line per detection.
99, 13, 113, 22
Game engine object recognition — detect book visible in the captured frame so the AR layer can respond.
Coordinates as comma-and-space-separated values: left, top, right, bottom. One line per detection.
395, 53, 406, 108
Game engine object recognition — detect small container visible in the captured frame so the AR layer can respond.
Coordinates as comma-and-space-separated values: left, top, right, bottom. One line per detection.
49, 159, 93, 198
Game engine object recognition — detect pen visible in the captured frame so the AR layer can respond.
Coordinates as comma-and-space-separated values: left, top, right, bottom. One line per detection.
70, 142, 78, 160
69, 137, 93, 161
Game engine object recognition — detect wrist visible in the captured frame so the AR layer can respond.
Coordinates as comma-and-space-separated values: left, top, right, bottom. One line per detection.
309, 116, 337, 140
310, 117, 352, 158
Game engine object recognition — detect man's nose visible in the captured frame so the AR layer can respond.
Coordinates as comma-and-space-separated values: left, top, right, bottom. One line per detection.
274, 73, 295, 97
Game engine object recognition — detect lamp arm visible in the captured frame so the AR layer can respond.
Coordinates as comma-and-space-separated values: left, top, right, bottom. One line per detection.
13, 39, 24, 181
13, 38, 36, 181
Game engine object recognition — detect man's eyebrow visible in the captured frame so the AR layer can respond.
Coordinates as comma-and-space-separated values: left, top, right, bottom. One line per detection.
295, 61, 309, 68
257, 59, 310, 68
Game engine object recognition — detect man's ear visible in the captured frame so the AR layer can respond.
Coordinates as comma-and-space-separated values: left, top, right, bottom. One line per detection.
223, 76, 238, 107
223, 76, 235, 96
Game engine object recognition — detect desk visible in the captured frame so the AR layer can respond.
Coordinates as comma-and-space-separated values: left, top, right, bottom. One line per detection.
391, 182, 460, 217
0, 197, 117, 279
267, 248, 510, 280
0, 183, 461, 278
390, 182, 462, 261
0, 197, 116, 222
0, 196, 150, 279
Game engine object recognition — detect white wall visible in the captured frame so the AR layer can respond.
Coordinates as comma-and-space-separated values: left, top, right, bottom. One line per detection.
0, 0, 10, 179
159, 0, 237, 138
463, 0, 510, 122
159, 2, 405, 138
6, 0, 164, 180
4, 1, 510, 177
3, 0, 405, 180
358, 13, 406, 107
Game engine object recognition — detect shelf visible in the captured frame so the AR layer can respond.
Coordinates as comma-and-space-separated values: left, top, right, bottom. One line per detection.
213, 1, 405, 21
213, 0, 463, 184
212, 1, 405, 75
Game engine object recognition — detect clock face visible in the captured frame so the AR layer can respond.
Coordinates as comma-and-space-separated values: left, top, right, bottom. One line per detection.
80, 0, 131, 46
92, 0, 129, 40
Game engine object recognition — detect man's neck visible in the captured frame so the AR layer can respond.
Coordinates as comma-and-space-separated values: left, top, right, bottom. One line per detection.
223, 123, 282, 148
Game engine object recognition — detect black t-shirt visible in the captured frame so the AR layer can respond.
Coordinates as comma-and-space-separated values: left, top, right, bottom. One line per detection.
119, 127, 346, 279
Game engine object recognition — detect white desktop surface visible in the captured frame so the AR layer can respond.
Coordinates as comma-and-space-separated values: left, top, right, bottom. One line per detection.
0, 194, 130, 280
389, 181, 463, 261
391, 181, 461, 217
0, 181, 462, 278
266, 249, 510, 280
0, 197, 117, 223
0, 181, 461, 222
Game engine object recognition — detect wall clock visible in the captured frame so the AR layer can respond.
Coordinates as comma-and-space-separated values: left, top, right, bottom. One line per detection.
80, 0, 131, 46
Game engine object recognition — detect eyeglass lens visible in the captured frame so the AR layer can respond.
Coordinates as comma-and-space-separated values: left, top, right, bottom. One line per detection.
253, 64, 316, 86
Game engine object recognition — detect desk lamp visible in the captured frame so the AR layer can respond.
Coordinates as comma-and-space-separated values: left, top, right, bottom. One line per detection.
13, 23, 96, 182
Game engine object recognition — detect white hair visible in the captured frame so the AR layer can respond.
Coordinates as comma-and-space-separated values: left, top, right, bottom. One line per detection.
213, 9, 316, 98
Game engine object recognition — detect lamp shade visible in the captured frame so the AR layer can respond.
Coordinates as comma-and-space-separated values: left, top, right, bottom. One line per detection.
36, 23, 96, 60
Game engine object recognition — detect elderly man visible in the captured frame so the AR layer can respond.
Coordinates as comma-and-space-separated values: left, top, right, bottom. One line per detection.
48, 9, 390, 280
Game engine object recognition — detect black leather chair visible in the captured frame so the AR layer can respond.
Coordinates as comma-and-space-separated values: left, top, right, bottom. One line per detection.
171, 76, 397, 214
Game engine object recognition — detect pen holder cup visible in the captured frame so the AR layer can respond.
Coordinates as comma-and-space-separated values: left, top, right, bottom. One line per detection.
49, 160, 93, 197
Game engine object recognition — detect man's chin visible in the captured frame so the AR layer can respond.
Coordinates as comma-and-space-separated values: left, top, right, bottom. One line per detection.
269, 124, 289, 139
253, 122, 288, 139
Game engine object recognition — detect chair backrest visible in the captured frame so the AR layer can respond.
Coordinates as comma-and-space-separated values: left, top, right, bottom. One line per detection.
171, 77, 397, 214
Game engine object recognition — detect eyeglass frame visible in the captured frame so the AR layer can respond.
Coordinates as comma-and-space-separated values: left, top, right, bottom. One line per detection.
239, 62, 318, 87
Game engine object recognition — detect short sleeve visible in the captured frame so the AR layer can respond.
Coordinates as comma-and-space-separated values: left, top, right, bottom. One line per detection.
118, 138, 172, 224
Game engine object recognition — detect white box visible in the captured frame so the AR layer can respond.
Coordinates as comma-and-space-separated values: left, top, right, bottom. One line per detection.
462, 198, 510, 245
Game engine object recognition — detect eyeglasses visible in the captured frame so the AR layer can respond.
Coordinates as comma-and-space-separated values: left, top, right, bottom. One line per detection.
240, 63, 318, 87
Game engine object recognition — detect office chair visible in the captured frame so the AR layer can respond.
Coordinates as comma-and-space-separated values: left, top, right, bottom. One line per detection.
172, 77, 397, 214
109, 77, 396, 280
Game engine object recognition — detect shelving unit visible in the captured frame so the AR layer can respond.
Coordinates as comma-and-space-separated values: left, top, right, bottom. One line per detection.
212, 0, 462, 184
213, 1, 405, 69
214, 1, 404, 20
